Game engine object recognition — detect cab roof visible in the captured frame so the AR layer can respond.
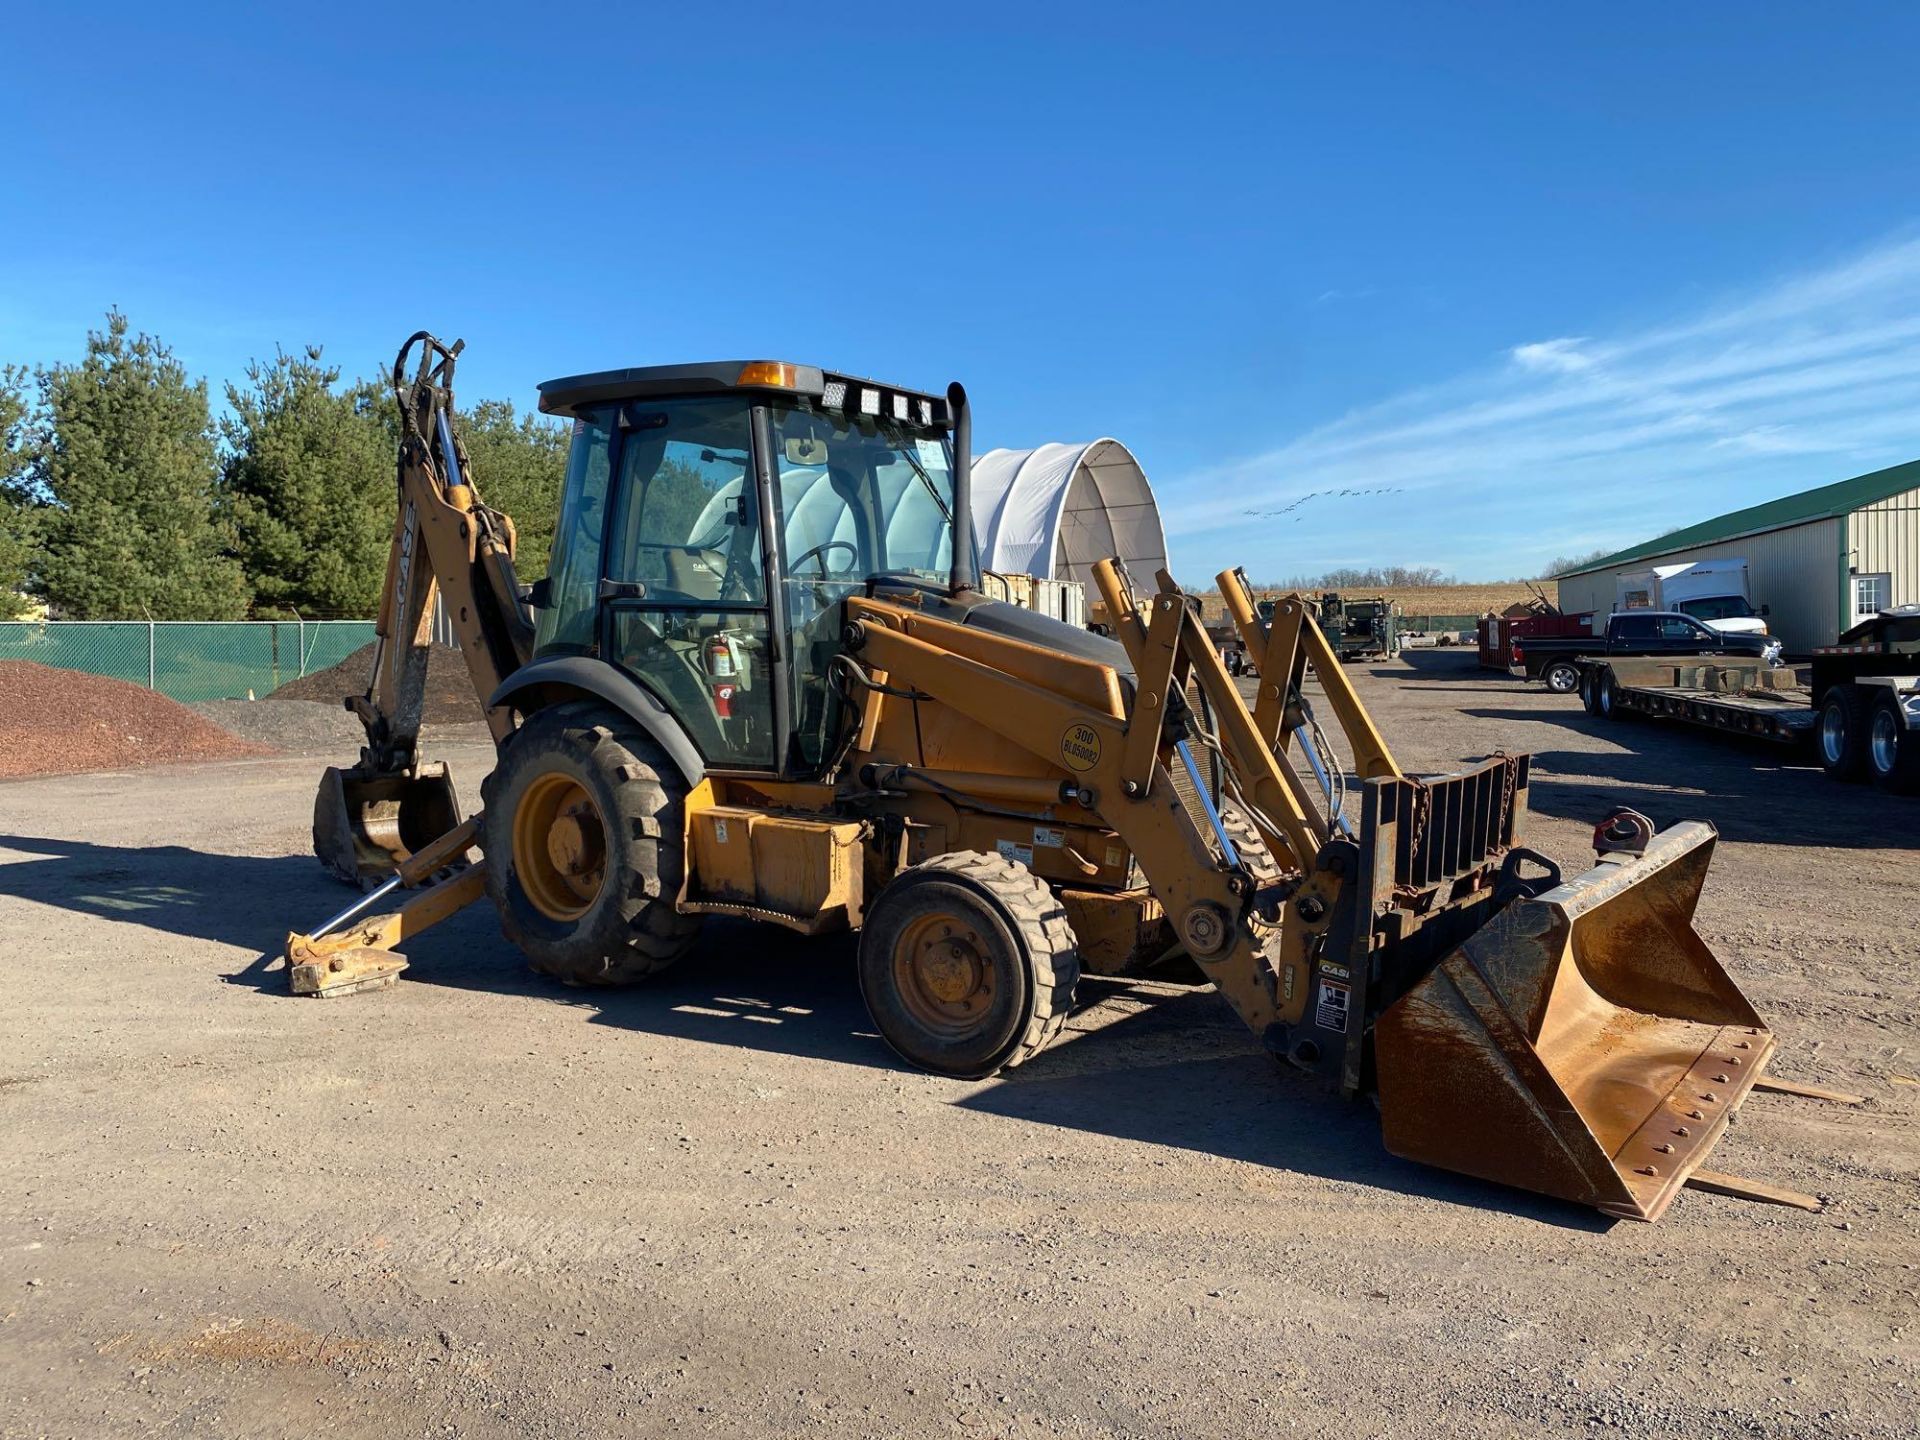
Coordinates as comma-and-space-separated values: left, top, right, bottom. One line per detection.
537, 361, 950, 423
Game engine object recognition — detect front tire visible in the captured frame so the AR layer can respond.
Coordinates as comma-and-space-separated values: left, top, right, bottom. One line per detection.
481, 701, 703, 984
858, 851, 1078, 1079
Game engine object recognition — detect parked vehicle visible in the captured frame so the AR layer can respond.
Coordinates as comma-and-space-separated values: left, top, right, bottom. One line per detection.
1511, 610, 1782, 693
1809, 606, 1920, 791
1317, 592, 1400, 660
1615, 558, 1771, 640
1569, 606, 1920, 793
1479, 607, 1596, 670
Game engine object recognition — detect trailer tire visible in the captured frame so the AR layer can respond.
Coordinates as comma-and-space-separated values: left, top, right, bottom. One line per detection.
1598, 669, 1631, 721
481, 701, 703, 985
1580, 668, 1604, 716
1866, 693, 1920, 794
1543, 660, 1580, 695
858, 851, 1079, 1079
1817, 685, 1871, 783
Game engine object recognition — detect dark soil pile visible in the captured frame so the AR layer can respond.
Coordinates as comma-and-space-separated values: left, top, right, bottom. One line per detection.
267, 641, 485, 725
189, 697, 368, 755
0, 661, 275, 779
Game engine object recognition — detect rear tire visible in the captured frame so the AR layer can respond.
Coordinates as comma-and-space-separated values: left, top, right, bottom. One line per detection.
1817, 685, 1870, 783
858, 851, 1078, 1079
481, 701, 703, 984
1544, 660, 1580, 695
1866, 693, 1920, 794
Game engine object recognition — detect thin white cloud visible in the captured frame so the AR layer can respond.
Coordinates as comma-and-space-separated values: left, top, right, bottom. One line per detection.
1167, 232, 1920, 578
1510, 337, 1595, 374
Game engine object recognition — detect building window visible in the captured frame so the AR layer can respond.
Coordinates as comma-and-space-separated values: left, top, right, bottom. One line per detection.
1852, 572, 1892, 620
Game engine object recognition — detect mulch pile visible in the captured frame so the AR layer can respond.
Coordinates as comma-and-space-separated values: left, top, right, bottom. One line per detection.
0, 661, 275, 780
267, 641, 485, 725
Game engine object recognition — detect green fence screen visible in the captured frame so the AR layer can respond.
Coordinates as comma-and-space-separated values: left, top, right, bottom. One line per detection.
0, 621, 378, 703
1399, 613, 1482, 634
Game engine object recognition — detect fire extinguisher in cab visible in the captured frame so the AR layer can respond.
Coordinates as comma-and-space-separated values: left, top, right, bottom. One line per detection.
705, 632, 738, 718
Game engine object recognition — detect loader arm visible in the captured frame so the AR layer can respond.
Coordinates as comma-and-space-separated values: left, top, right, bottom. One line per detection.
313, 333, 536, 884
848, 566, 1823, 1221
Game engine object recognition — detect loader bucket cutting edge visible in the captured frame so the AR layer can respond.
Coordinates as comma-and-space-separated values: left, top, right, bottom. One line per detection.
313, 764, 463, 888
1374, 822, 1775, 1221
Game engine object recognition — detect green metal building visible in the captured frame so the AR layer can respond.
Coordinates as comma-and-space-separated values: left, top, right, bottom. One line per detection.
1554, 458, 1920, 655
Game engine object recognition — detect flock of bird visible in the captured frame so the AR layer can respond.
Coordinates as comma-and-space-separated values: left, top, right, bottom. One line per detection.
1244, 485, 1405, 520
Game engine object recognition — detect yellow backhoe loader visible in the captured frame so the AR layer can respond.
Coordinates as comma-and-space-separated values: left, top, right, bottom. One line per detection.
287, 333, 1854, 1222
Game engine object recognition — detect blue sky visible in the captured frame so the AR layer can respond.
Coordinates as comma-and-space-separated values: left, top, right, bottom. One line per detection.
6, 2, 1920, 582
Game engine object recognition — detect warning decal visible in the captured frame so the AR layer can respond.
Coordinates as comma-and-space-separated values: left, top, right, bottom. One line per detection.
1315, 980, 1351, 1033
996, 839, 1034, 866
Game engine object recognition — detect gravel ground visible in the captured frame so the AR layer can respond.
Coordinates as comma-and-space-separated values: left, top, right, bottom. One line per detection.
189, 697, 494, 757
0, 661, 271, 779
0, 651, 1914, 1439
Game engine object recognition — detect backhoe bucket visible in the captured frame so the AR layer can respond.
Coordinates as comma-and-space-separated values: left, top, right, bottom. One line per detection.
1374, 822, 1773, 1221
313, 763, 463, 888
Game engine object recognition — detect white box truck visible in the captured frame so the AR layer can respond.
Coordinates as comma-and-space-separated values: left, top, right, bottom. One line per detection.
1615, 558, 1771, 640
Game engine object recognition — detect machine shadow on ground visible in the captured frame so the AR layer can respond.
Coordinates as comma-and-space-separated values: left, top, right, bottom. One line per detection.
0, 829, 1612, 1227
961, 979, 1615, 1232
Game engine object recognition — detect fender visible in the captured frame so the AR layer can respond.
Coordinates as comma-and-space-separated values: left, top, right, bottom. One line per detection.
489, 656, 706, 787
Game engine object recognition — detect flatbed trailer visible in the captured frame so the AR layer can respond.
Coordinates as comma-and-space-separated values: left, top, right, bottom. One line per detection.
1571, 608, 1920, 792
1574, 657, 1818, 742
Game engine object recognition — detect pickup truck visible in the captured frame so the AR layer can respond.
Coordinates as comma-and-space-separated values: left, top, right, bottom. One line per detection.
1511, 610, 1783, 693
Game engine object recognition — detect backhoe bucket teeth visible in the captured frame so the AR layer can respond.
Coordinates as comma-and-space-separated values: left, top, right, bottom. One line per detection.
1373, 822, 1773, 1221
313, 763, 463, 888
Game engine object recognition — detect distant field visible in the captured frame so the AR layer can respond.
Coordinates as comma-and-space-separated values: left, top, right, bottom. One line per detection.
1195, 581, 1546, 623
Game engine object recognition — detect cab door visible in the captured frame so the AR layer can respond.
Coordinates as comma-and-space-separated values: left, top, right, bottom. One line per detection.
597, 397, 780, 773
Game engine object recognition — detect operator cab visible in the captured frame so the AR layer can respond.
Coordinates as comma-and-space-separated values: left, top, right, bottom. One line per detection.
535, 361, 973, 778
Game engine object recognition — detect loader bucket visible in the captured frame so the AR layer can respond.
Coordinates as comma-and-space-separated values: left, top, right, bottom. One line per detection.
1374, 822, 1773, 1221
313, 763, 463, 888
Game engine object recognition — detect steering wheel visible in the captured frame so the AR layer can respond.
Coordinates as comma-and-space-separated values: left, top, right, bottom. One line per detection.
788, 539, 860, 581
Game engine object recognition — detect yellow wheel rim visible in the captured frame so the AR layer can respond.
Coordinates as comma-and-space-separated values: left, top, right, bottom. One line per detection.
892, 910, 996, 1036
511, 773, 607, 921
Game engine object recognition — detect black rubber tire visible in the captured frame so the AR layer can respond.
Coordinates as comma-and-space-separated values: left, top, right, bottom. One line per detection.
858, 851, 1078, 1079
1866, 692, 1920, 795
1598, 668, 1631, 722
480, 701, 702, 984
1219, 796, 1286, 886
1543, 660, 1580, 695
1580, 668, 1604, 716
1817, 685, 1871, 783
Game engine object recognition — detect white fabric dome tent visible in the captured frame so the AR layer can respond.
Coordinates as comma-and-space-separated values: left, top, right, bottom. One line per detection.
969, 439, 1168, 588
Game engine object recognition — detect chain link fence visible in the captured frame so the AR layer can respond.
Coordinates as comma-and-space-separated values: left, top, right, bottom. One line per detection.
0, 620, 378, 702
1399, 613, 1483, 636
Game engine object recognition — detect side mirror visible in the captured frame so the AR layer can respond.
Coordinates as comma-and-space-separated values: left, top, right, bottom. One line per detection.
1760, 604, 1771, 617
526, 577, 552, 611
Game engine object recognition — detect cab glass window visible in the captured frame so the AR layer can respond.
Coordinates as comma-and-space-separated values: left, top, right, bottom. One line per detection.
767, 401, 964, 771
607, 399, 763, 604
533, 410, 615, 656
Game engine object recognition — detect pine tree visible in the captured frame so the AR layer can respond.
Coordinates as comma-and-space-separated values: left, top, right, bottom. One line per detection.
222, 347, 393, 616
457, 400, 568, 582
0, 364, 38, 618
34, 312, 249, 619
